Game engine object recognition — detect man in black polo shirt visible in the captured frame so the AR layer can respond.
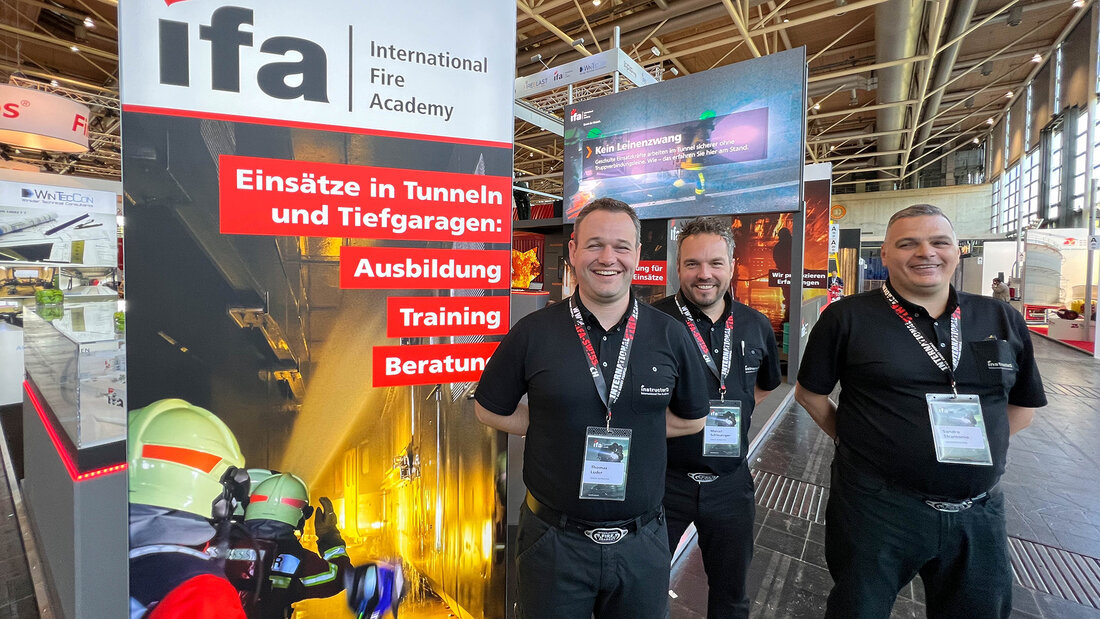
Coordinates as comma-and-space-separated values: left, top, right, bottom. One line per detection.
474, 198, 710, 619
653, 217, 780, 619
795, 204, 1046, 618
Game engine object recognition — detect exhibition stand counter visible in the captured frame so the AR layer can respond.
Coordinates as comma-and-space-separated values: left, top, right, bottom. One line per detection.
21, 300, 126, 619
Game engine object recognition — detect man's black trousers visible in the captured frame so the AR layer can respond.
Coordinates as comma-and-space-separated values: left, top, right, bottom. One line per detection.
824, 456, 1013, 618
664, 462, 756, 619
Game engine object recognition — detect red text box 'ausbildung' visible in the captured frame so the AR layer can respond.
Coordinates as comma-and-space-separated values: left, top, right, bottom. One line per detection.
340, 246, 511, 289
219, 155, 511, 243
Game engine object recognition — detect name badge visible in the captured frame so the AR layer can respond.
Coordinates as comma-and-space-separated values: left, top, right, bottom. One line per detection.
926, 393, 993, 466
580, 427, 632, 501
702, 400, 741, 457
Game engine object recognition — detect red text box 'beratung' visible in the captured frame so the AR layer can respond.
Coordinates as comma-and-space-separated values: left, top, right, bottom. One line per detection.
372, 342, 500, 387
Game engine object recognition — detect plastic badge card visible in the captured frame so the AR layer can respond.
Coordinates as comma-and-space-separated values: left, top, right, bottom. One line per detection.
703, 400, 741, 457
579, 427, 632, 501
926, 393, 993, 466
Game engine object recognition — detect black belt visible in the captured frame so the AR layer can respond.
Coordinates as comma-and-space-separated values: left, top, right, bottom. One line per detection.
922, 491, 990, 513
836, 443, 993, 513
524, 493, 662, 545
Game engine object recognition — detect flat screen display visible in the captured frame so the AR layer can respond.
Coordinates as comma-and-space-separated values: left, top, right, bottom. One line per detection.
563, 47, 806, 220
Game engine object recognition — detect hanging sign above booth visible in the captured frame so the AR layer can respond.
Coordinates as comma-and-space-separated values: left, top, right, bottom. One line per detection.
0, 84, 90, 153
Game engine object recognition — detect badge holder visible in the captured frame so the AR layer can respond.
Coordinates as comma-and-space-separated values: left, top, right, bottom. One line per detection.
579, 427, 632, 501
926, 393, 993, 466
703, 400, 741, 457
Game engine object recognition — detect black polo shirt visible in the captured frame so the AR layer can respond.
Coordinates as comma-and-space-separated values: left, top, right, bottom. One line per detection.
653, 291, 782, 474
475, 294, 710, 521
798, 281, 1047, 499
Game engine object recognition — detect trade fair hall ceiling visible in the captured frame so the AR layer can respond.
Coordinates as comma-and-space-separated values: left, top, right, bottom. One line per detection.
0, 0, 1091, 194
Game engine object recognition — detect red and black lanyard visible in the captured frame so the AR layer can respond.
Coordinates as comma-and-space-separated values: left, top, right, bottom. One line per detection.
674, 294, 734, 400
881, 285, 962, 395
569, 295, 639, 429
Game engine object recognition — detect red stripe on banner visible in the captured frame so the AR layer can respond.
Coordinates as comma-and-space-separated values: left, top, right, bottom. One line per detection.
386, 296, 509, 337
218, 155, 511, 243
340, 246, 510, 290
372, 342, 499, 387
121, 105, 514, 150
142, 444, 222, 473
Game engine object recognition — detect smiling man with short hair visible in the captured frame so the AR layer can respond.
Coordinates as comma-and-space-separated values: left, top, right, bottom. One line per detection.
474, 198, 710, 619
795, 204, 1047, 618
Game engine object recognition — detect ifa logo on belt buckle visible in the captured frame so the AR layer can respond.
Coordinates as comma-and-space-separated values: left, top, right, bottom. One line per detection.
688, 473, 719, 483
584, 527, 629, 544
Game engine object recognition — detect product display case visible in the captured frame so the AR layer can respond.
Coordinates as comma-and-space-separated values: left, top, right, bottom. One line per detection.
22, 300, 126, 447
20, 298, 127, 619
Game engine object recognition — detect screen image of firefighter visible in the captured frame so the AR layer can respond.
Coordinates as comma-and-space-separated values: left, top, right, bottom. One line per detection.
563, 47, 805, 221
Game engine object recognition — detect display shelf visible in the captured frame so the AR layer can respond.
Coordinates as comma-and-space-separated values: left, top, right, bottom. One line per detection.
21, 301, 125, 449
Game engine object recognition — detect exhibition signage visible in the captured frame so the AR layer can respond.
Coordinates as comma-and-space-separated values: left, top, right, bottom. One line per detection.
120, 0, 515, 401
562, 47, 806, 221
0, 178, 119, 266
0, 84, 90, 153
632, 261, 667, 285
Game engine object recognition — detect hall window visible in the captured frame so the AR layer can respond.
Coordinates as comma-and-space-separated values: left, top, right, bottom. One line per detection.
1002, 163, 1021, 234
1072, 112, 1088, 212
990, 178, 1002, 233
1022, 149, 1040, 226
1048, 124, 1063, 221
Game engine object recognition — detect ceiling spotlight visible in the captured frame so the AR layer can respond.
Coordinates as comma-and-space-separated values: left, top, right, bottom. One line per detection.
670, 67, 679, 76
986, 117, 995, 125
830, 145, 836, 151
1072, 0, 1084, 7
83, 16, 94, 28
70, 45, 80, 52
783, 17, 790, 22
972, 137, 980, 144
50, 80, 59, 87
1005, 90, 1014, 98
650, 46, 661, 57
1031, 53, 1042, 63
593, 0, 601, 5
570, 38, 585, 48
812, 102, 821, 110
530, 53, 542, 63
980, 61, 993, 76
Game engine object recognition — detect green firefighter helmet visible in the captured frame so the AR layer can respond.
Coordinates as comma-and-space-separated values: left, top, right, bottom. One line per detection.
245, 473, 310, 526
128, 398, 245, 520
232, 468, 281, 517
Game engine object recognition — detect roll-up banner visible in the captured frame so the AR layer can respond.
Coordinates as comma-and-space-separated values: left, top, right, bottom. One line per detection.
121, 1, 514, 613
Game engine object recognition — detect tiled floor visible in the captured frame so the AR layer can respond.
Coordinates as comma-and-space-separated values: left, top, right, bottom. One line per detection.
0, 430, 35, 619
671, 335, 1100, 618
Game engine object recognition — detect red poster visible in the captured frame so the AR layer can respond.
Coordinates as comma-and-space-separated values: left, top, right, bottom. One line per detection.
219, 155, 512, 243
386, 296, 509, 337
340, 246, 511, 290
632, 260, 667, 285
373, 342, 500, 387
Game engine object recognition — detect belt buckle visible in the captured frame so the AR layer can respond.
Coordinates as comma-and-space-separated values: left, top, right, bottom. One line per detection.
688, 473, 718, 483
924, 499, 972, 513
584, 527, 629, 544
